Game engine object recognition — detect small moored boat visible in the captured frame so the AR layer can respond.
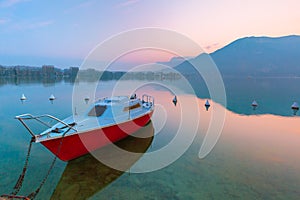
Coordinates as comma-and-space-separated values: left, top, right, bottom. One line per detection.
16, 94, 154, 161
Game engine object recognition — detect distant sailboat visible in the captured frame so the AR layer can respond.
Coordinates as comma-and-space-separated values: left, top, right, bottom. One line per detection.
205, 100, 210, 111
291, 101, 299, 115
251, 100, 258, 110
172, 96, 177, 106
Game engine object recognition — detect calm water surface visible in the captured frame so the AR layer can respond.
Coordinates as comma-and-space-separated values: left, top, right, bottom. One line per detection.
0, 78, 299, 199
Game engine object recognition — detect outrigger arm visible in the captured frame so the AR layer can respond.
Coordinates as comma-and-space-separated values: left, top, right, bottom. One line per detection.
15, 114, 77, 141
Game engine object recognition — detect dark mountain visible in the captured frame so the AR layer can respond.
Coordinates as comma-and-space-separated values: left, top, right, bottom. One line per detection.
175, 35, 300, 77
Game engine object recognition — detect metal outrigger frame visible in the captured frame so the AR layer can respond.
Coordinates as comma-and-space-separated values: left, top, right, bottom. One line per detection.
15, 114, 77, 141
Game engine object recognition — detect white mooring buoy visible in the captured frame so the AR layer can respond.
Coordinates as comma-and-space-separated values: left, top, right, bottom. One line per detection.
20, 94, 27, 103
205, 100, 210, 111
291, 101, 299, 115
172, 96, 177, 106
84, 96, 90, 104
251, 100, 258, 110
49, 94, 56, 104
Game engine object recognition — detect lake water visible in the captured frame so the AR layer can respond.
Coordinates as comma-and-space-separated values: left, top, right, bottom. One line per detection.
0, 77, 300, 200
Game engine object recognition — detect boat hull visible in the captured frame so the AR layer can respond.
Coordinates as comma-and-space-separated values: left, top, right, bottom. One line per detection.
41, 111, 153, 161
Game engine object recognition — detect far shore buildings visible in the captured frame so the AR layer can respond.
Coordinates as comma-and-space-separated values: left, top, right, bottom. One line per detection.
63, 67, 79, 77
0, 65, 180, 82
0, 65, 78, 78
42, 65, 55, 77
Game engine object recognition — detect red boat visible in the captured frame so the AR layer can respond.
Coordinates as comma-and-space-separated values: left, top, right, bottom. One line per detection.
16, 94, 154, 161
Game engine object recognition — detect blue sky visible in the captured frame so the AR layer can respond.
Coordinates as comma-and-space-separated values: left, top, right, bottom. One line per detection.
0, 0, 299, 68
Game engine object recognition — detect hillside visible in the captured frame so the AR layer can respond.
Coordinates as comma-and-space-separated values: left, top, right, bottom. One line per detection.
175, 35, 300, 77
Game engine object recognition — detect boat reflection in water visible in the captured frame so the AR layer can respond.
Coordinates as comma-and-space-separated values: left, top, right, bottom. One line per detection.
51, 121, 154, 200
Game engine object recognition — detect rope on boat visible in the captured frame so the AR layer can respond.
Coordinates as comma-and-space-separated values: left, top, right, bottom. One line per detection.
11, 137, 34, 195
27, 128, 69, 199
1, 127, 70, 200
26, 156, 57, 199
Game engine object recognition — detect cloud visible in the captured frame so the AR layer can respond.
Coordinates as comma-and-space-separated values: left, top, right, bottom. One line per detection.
32, 20, 53, 28
12, 20, 54, 30
0, 18, 9, 24
64, 1, 94, 14
117, 0, 140, 8
0, 0, 30, 8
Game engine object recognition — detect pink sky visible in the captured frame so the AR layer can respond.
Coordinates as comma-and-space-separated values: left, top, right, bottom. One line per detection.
163, 0, 300, 53
0, 0, 299, 66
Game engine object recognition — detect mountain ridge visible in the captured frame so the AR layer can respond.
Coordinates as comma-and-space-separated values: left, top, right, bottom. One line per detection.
175, 35, 300, 77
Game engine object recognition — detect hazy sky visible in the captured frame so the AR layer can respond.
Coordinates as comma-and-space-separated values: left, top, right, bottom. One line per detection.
0, 0, 299, 68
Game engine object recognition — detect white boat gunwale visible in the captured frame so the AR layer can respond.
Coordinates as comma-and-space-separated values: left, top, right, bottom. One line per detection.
34, 109, 153, 143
